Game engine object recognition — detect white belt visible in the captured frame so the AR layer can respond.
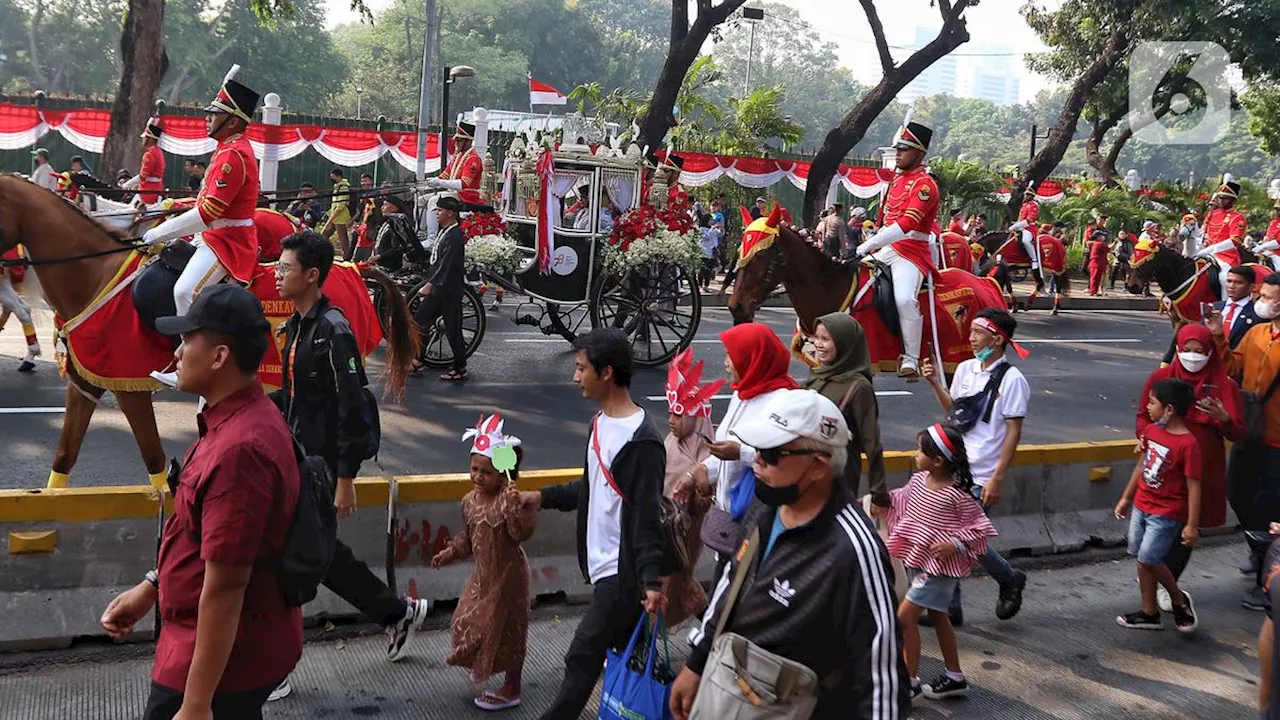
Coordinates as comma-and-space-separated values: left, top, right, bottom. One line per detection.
210, 218, 253, 229
903, 230, 929, 241
142, 176, 163, 183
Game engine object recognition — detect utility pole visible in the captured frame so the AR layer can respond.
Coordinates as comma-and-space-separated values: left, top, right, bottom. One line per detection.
1029, 123, 1049, 163
743, 6, 763, 95
415, 0, 438, 182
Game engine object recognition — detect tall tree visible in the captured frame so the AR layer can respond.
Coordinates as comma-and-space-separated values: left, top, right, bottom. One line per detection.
801, 0, 973, 226
100, 0, 167, 179
636, 0, 748, 158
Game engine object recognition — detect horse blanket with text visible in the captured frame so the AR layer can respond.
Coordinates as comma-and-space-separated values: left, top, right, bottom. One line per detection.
849, 266, 1005, 372
249, 260, 382, 389
54, 250, 174, 391
992, 232, 1033, 266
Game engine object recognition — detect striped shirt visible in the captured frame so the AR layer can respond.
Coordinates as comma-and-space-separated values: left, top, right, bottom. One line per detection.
886, 472, 997, 578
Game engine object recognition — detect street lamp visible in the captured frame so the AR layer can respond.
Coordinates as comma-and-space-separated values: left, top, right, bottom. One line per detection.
356, 85, 363, 120
439, 65, 476, 167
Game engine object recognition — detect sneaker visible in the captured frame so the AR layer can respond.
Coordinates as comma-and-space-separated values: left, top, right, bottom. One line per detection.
922, 674, 968, 699
1242, 586, 1269, 612
267, 679, 292, 702
995, 570, 1027, 620
387, 597, 430, 662
897, 355, 919, 379
1157, 586, 1173, 614
1116, 610, 1163, 630
17, 359, 35, 373
1173, 591, 1197, 634
910, 681, 923, 700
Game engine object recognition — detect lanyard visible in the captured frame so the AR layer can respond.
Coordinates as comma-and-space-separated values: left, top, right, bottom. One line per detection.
590, 413, 631, 506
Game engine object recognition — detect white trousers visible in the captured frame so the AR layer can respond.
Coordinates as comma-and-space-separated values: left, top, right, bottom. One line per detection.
1020, 230, 1040, 268
174, 239, 228, 315
421, 195, 439, 251
0, 271, 34, 332
873, 245, 924, 360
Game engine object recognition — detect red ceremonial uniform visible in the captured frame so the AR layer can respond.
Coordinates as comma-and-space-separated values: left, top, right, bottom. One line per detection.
139, 144, 166, 204
1265, 218, 1280, 242
1203, 206, 1247, 266
254, 208, 299, 262
1017, 198, 1040, 228
441, 146, 484, 205
878, 165, 940, 277
1037, 232, 1066, 275
196, 134, 260, 283
941, 231, 972, 271
947, 219, 966, 235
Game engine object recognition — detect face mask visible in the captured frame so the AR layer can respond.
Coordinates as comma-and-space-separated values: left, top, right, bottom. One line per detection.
975, 346, 997, 362
1258, 301, 1279, 320
754, 477, 801, 507
1177, 351, 1210, 373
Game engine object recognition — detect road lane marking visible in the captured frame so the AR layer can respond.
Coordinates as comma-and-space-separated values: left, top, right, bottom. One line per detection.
0, 407, 65, 414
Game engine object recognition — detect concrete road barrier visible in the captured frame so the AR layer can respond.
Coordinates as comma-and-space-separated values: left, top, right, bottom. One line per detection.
0, 440, 1169, 650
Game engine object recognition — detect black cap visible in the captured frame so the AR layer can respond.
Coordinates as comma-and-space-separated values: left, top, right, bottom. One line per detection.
155, 284, 270, 338
436, 194, 463, 212
382, 194, 409, 212
893, 122, 932, 152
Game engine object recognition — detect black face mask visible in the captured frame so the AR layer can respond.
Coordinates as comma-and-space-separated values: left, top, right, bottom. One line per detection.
754, 477, 800, 507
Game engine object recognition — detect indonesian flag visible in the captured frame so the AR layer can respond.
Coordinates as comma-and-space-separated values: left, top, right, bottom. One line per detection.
529, 79, 567, 106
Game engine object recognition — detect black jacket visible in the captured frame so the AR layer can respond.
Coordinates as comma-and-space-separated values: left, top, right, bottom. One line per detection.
686, 484, 909, 720
427, 222, 466, 292
374, 213, 428, 271
1216, 298, 1263, 350
540, 411, 666, 596
270, 295, 372, 479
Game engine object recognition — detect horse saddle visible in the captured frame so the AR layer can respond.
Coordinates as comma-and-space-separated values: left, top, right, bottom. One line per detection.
868, 259, 903, 339
130, 241, 197, 338
1203, 260, 1223, 300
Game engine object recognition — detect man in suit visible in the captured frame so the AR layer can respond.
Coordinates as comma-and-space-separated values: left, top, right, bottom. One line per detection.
414, 194, 468, 381
1217, 265, 1261, 350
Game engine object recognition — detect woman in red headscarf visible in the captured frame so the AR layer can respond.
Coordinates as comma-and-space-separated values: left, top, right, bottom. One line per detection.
1135, 323, 1244, 586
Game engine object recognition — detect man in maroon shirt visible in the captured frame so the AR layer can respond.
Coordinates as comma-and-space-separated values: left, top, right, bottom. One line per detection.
100, 284, 302, 720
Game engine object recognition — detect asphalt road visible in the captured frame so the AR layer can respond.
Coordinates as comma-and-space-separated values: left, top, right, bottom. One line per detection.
0, 300, 1173, 489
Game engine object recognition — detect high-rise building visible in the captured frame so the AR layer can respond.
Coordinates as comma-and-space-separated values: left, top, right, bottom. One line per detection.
956, 43, 1022, 105
900, 26, 958, 103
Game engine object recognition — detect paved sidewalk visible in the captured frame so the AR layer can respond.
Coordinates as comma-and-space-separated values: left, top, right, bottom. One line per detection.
0, 542, 1262, 719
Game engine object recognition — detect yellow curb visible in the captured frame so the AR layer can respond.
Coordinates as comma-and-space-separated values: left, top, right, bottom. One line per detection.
8, 530, 57, 554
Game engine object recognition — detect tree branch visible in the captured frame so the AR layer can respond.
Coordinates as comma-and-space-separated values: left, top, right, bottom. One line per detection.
858, 0, 894, 75
671, 0, 688, 45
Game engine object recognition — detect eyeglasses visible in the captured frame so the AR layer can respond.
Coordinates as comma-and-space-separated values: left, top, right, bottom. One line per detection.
274, 263, 296, 277
757, 447, 827, 466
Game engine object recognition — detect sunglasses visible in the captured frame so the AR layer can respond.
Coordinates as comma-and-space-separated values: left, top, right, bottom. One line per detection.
756, 447, 827, 466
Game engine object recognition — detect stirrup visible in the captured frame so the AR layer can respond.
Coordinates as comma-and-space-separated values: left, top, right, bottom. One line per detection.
150, 370, 178, 388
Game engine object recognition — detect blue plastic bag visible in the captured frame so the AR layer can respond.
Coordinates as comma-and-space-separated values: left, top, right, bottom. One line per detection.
729, 466, 756, 522
599, 613, 675, 720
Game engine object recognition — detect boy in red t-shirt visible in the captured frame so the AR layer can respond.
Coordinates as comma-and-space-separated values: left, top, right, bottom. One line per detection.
1114, 378, 1201, 632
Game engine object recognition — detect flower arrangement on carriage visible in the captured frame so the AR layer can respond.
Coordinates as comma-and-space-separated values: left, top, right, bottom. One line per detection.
601, 194, 704, 279
460, 211, 522, 276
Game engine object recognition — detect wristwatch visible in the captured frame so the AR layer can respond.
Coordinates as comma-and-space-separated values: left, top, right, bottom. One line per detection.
144, 569, 159, 590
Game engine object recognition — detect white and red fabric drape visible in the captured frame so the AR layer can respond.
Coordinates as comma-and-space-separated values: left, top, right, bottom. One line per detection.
535, 150, 556, 273
0, 102, 442, 172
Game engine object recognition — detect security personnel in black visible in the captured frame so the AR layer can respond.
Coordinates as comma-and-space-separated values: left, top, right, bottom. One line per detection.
271, 230, 428, 685
413, 193, 468, 381
369, 194, 428, 272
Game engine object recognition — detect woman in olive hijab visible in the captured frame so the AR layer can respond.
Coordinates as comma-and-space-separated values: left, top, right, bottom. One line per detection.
804, 312, 889, 511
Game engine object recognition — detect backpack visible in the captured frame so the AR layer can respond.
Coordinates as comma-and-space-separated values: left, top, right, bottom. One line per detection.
188, 437, 337, 607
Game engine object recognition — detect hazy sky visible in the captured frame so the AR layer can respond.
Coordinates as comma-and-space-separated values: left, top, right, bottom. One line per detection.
323, 0, 1059, 102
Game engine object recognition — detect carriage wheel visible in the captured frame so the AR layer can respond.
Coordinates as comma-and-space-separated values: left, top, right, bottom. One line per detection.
408, 281, 487, 368
590, 261, 701, 368
544, 302, 593, 342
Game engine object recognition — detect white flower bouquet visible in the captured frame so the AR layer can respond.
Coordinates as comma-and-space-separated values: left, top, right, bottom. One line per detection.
601, 228, 703, 278
464, 233, 522, 276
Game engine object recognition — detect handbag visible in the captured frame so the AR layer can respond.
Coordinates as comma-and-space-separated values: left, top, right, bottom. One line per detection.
945, 362, 1011, 433
688, 527, 824, 720
1242, 370, 1280, 444
700, 505, 741, 557
599, 613, 676, 720
861, 496, 907, 600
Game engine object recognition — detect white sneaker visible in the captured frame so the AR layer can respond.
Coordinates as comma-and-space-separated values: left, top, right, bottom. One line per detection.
150, 370, 177, 388
387, 597, 430, 662
1157, 586, 1173, 614
267, 679, 292, 702
897, 355, 919, 378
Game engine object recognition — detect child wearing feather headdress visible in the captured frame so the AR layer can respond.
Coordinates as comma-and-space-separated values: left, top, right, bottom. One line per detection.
432, 413, 535, 711
662, 348, 725, 625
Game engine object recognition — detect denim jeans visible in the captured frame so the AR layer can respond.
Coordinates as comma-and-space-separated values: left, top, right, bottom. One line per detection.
949, 484, 1016, 612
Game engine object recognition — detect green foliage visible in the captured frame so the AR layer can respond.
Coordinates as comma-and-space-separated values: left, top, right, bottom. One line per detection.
929, 158, 1005, 223
1244, 85, 1280, 156
2, 0, 127, 96
711, 86, 803, 156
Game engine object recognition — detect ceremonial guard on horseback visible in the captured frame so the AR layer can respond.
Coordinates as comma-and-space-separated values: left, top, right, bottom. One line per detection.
854, 118, 940, 379
422, 120, 484, 241
122, 117, 166, 207
1009, 185, 1042, 275
1194, 178, 1248, 293
1256, 202, 1280, 272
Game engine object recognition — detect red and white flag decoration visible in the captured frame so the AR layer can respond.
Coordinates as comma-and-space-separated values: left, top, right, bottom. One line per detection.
529, 79, 567, 106
535, 149, 557, 274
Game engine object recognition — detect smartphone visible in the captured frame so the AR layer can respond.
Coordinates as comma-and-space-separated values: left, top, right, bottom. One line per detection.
1199, 302, 1209, 323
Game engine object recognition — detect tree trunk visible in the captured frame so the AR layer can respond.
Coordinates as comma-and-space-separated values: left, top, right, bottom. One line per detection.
802, 1, 971, 227
1084, 109, 1124, 184
1007, 24, 1130, 218
637, 0, 747, 157
100, 0, 168, 180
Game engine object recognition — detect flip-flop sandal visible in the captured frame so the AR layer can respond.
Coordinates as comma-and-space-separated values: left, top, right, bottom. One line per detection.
474, 693, 521, 711
440, 370, 469, 382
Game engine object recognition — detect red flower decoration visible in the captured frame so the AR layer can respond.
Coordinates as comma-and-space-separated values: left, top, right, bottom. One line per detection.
461, 212, 509, 240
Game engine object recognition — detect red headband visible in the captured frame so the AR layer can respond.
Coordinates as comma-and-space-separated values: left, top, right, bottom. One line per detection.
927, 423, 958, 461
972, 317, 1030, 360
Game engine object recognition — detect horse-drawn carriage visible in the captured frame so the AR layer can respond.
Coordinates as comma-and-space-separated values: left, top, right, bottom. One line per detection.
402, 115, 703, 369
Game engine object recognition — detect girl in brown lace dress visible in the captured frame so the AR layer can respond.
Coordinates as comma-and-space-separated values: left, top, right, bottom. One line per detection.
432, 414, 536, 712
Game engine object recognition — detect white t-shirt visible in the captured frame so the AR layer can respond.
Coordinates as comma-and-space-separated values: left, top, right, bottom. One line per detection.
31, 164, 58, 191
585, 408, 646, 583
948, 357, 1030, 486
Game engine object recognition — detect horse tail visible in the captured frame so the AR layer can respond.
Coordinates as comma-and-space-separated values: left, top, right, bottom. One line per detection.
361, 266, 420, 402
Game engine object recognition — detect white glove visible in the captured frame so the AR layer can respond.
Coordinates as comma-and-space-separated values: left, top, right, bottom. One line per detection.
423, 178, 443, 189
856, 222, 907, 257
433, 178, 463, 191
1195, 239, 1234, 259
142, 206, 207, 246
122, 175, 141, 191
1009, 220, 1029, 233
1257, 240, 1279, 254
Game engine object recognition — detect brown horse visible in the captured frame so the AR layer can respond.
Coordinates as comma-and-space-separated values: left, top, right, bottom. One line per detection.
728, 224, 1006, 372
0, 176, 417, 488
976, 230, 1072, 313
